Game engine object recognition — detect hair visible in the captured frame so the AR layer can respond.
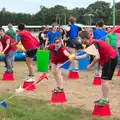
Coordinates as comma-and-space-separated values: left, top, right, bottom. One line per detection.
54, 38, 62, 43
0, 27, 5, 32
18, 23, 25, 31
79, 30, 90, 40
96, 20, 104, 27
8, 23, 12, 29
69, 17, 76, 24
40, 27, 45, 31
52, 23, 58, 28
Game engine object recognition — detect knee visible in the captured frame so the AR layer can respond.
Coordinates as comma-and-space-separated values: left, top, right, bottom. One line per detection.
52, 71, 57, 76
102, 80, 109, 84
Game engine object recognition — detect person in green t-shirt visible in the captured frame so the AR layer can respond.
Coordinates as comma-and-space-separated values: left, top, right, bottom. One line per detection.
6, 23, 16, 41
106, 30, 117, 50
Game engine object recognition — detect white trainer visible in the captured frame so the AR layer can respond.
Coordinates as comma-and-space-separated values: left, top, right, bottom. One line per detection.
25, 76, 35, 82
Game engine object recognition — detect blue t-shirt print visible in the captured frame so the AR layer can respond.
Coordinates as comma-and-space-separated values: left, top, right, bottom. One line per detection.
67, 24, 81, 40
48, 31, 61, 44
16, 35, 24, 41
93, 29, 107, 41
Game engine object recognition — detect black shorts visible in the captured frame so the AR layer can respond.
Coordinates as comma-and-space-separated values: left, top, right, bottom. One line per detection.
66, 39, 83, 50
26, 49, 37, 58
101, 56, 118, 80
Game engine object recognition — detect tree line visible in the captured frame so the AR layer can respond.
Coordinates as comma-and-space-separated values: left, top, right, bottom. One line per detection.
0, 1, 120, 26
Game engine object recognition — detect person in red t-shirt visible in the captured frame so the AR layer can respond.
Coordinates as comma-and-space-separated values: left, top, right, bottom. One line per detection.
46, 38, 73, 93
75, 30, 117, 106
0, 41, 3, 52
0, 27, 17, 74
12, 24, 40, 82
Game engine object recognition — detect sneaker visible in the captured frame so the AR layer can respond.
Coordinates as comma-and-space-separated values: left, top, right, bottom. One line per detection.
24, 76, 34, 80
25, 76, 35, 82
69, 68, 78, 72
98, 74, 101, 78
94, 98, 109, 106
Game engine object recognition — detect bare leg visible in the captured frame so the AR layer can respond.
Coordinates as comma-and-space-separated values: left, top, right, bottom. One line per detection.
102, 80, 110, 99
51, 63, 63, 89
26, 57, 34, 76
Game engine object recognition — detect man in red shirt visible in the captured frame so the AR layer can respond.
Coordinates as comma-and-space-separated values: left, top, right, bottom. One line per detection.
12, 24, 40, 82
0, 28, 17, 74
75, 30, 117, 106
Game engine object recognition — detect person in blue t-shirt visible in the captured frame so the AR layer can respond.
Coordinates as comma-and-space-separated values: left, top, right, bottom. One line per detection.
93, 20, 107, 41
93, 20, 107, 78
65, 17, 82, 72
45, 24, 61, 48
44, 24, 61, 70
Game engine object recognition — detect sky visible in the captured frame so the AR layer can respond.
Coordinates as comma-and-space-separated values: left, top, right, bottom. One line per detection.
0, 0, 119, 14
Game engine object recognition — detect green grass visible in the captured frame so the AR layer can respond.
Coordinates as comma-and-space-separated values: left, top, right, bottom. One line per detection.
0, 93, 119, 120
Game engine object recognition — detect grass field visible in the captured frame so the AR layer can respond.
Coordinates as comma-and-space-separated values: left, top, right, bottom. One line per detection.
0, 93, 119, 120
0, 61, 120, 120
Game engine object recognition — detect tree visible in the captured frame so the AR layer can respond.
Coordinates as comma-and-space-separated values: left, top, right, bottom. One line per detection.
86, 1, 111, 24
0, 1, 114, 26
48, 5, 68, 25
116, 2, 120, 9
116, 9, 120, 25
33, 6, 49, 25
68, 7, 86, 24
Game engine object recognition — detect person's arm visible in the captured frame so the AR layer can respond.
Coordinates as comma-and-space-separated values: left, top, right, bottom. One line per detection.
106, 35, 110, 45
63, 49, 76, 60
11, 40, 19, 46
75, 54, 89, 59
0, 41, 2, 48
78, 26, 82, 31
44, 38, 49, 50
3, 39, 10, 53
76, 42, 100, 65
107, 38, 110, 45
87, 43, 100, 69
11, 35, 22, 46
63, 50, 71, 57
88, 49, 100, 68
45, 45, 50, 50
44, 33, 49, 50
65, 25, 71, 32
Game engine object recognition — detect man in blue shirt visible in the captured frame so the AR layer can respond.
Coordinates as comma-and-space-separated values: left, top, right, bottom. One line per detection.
93, 20, 107, 41
93, 20, 107, 77
65, 17, 82, 72
45, 24, 61, 48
